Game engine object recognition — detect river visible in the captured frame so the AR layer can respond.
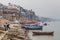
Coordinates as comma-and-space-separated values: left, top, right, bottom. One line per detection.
28, 21, 60, 40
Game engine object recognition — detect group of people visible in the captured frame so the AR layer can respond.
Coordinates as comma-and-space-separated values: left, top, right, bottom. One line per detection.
4, 23, 10, 31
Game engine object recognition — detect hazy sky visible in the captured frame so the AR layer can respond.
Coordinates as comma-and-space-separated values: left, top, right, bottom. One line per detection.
0, 0, 60, 19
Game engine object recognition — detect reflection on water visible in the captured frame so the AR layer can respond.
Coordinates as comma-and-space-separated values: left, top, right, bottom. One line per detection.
28, 22, 60, 40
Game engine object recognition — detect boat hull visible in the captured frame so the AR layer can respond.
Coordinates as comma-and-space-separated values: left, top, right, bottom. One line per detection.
22, 26, 43, 30
33, 32, 54, 36
24, 27, 42, 30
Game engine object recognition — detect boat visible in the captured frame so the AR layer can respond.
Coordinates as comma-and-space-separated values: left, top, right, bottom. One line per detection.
43, 23, 47, 26
33, 31, 54, 36
22, 22, 43, 30
23, 24, 43, 30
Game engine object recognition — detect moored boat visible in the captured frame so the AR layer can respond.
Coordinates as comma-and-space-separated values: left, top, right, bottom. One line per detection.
22, 22, 43, 30
33, 31, 54, 36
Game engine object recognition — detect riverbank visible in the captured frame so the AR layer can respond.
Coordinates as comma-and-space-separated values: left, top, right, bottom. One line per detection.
2, 25, 31, 40
0, 19, 31, 40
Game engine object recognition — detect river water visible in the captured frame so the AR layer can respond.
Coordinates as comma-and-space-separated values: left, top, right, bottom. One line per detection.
28, 21, 60, 40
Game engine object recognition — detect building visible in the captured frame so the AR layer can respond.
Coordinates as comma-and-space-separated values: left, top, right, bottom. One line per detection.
0, 3, 21, 21
0, 3, 37, 22
19, 7, 28, 22
0, 3, 5, 16
7, 3, 20, 21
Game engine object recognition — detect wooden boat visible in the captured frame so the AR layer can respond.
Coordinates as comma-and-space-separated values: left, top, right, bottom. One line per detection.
33, 31, 54, 36
22, 22, 43, 30
23, 24, 43, 30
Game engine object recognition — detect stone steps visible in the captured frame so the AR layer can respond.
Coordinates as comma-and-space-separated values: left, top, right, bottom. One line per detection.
0, 24, 31, 40
0, 31, 8, 40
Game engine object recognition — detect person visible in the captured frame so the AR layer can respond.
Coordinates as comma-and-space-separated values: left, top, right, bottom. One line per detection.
4, 23, 8, 31
7, 23, 10, 29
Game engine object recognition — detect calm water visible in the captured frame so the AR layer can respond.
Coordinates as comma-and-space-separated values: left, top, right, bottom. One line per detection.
28, 21, 60, 40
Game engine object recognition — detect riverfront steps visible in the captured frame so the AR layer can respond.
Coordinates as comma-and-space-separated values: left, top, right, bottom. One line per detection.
0, 24, 31, 40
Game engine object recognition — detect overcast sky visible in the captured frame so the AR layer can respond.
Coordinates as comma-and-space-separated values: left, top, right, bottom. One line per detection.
0, 0, 60, 19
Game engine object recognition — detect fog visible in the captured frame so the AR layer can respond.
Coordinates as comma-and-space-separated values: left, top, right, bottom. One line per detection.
0, 0, 60, 19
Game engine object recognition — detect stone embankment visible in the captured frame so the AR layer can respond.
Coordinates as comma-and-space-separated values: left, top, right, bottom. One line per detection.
0, 20, 31, 40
